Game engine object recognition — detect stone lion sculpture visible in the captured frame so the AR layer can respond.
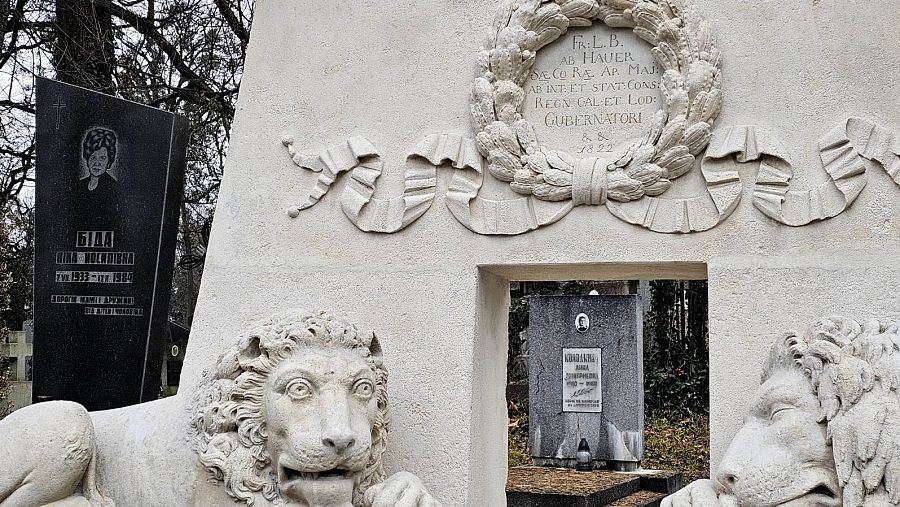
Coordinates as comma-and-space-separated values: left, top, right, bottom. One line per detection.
0, 309, 441, 507
663, 316, 900, 507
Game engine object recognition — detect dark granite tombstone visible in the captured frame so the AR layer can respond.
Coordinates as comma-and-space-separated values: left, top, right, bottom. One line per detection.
528, 295, 643, 470
33, 78, 188, 411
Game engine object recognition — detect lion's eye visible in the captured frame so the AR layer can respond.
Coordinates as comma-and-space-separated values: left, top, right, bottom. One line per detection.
285, 379, 313, 400
353, 380, 374, 399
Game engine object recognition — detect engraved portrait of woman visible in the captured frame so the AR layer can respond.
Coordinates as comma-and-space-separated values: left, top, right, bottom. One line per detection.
79, 127, 118, 193
74, 127, 121, 227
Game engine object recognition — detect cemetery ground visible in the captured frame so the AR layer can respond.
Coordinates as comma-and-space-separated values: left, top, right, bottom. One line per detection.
507, 280, 710, 482
507, 398, 710, 483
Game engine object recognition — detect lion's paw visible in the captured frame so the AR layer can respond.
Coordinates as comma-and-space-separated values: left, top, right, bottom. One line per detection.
363, 471, 441, 507
662, 479, 737, 507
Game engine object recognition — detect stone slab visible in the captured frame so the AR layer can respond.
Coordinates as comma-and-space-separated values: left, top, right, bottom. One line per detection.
505, 467, 677, 506
33, 78, 187, 410
636, 471, 683, 494
506, 467, 640, 507
608, 491, 667, 507
528, 295, 643, 465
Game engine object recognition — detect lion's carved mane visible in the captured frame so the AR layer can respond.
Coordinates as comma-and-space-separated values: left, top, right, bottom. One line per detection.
768, 317, 900, 507
189, 310, 391, 506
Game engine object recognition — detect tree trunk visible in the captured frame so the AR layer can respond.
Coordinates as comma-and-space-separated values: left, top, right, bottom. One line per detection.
54, 0, 115, 94
0, 0, 11, 36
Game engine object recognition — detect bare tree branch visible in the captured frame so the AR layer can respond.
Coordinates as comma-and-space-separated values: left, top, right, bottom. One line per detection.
0, 0, 255, 325
213, 0, 248, 51
0, 0, 28, 69
95, 0, 235, 116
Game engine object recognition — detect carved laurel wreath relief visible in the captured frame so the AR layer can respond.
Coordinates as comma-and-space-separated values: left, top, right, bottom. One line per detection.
282, 0, 900, 235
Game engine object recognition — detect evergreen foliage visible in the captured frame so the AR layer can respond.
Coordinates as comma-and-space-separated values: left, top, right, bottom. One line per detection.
644, 280, 709, 417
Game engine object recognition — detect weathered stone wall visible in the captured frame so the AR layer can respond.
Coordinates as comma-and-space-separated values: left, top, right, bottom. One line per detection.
184, 0, 900, 504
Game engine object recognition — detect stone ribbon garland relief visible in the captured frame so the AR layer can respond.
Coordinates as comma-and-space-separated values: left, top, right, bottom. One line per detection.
282, 0, 900, 235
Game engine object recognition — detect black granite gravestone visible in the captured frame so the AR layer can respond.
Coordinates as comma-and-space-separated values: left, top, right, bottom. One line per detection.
528, 295, 644, 470
33, 78, 188, 411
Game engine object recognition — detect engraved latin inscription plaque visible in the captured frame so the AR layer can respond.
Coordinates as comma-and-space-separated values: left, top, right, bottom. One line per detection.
523, 28, 663, 155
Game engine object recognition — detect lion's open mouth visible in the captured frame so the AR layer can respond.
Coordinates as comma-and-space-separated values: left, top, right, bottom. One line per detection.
279, 464, 358, 505
282, 466, 351, 482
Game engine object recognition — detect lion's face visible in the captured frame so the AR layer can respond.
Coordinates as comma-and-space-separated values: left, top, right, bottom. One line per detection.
717, 369, 841, 507
193, 311, 390, 506
264, 345, 379, 507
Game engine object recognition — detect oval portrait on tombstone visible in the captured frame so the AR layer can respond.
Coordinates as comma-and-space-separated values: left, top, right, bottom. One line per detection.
575, 313, 590, 333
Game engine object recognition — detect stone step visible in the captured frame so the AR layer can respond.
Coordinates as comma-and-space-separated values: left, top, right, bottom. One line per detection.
507, 467, 640, 507
634, 471, 683, 495
608, 491, 668, 507
506, 467, 681, 507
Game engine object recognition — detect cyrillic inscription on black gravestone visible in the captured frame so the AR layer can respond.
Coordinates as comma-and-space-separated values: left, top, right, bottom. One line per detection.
34, 78, 187, 411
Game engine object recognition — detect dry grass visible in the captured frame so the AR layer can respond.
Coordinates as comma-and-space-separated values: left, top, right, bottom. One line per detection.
508, 399, 531, 468
643, 413, 710, 483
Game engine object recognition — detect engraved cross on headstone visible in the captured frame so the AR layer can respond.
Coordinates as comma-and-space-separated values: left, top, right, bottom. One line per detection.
51, 95, 67, 130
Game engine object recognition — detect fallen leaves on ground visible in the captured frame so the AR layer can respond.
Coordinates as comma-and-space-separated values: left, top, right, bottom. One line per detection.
507, 399, 710, 483
643, 413, 710, 483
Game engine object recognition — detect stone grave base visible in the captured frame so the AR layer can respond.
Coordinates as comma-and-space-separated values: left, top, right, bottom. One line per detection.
506, 467, 682, 507
532, 458, 641, 473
